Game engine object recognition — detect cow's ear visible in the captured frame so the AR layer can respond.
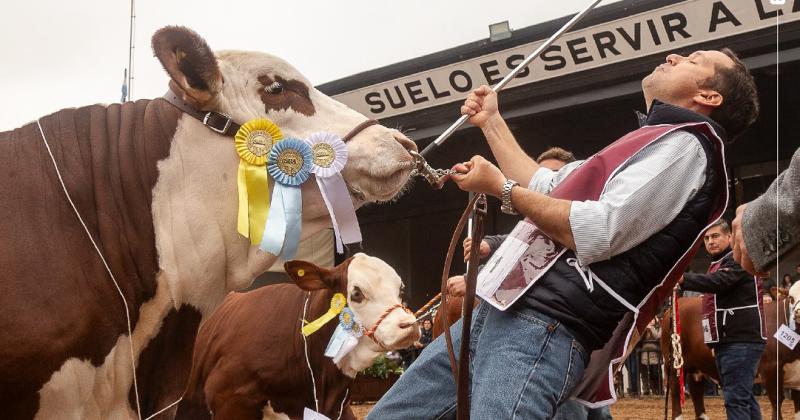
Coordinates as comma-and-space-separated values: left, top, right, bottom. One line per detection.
152, 26, 222, 108
285, 258, 353, 292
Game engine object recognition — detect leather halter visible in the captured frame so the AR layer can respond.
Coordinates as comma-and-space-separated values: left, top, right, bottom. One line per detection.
161, 89, 378, 140
363, 303, 413, 349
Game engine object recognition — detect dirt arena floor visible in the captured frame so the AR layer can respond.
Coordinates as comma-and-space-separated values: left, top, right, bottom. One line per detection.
351, 395, 795, 419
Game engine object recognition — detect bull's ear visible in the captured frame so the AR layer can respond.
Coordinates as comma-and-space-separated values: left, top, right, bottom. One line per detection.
285, 258, 353, 292
151, 26, 222, 108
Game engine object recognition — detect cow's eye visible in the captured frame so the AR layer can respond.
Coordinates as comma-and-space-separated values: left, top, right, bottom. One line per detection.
265, 81, 283, 94
350, 286, 365, 303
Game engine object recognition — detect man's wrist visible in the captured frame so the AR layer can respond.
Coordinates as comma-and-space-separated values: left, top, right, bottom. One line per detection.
480, 114, 505, 133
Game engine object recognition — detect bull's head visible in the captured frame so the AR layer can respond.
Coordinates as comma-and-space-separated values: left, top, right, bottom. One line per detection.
789, 282, 800, 322
286, 253, 420, 377
149, 27, 416, 314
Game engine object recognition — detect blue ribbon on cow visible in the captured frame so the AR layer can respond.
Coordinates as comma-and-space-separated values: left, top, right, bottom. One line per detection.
260, 138, 313, 259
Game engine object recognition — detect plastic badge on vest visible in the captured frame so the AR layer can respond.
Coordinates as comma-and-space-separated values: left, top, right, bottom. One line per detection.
776, 324, 800, 350
477, 219, 565, 311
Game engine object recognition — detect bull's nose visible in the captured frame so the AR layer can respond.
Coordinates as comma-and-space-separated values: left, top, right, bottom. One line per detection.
393, 132, 418, 152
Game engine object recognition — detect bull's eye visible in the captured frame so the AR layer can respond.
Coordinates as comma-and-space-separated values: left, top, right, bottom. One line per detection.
265, 81, 283, 94
350, 286, 365, 303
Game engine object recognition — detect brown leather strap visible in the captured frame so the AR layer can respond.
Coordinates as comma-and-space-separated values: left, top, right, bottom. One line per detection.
440, 194, 487, 420
161, 90, 242, 137
342, 119, 378, 142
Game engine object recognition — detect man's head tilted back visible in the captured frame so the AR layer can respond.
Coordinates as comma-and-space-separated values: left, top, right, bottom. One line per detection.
642, 48, 760, 139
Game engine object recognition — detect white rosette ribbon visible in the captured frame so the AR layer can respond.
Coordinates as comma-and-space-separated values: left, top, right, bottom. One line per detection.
305, 132, 361, 253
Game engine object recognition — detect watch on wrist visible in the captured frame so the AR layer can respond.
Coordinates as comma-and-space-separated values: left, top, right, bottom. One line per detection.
500, 179, 519, 215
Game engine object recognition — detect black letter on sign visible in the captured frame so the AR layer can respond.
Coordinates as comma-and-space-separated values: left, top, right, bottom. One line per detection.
506, 54, 530, 78
383, 86, 407, 109
542, 45, 567, 71
365, 92, 385, 114
710, 2, 743, 32
426, 77, 451, 99
754, 0, 784, 20
617, 23, 642, 51
662, 13, 690, 41
593, 31, 620, 59
566, 37, 593, 65
404, 80, 429, 105
480, 60, 503, 85
647, 19, 662, 46
449, 70, 473, 93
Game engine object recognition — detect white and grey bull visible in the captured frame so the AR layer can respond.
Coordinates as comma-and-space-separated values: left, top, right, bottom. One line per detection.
175, 253, 420, 420
0, 26, 415, 419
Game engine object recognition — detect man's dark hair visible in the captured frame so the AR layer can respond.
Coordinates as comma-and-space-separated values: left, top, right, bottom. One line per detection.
536, 147, 576, 164
701, 48, 760, 140
708, 218, 731, 234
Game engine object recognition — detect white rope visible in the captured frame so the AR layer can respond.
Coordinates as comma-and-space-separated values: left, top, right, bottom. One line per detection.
143, 397, 182, 420
336, 389, 349, 420
671, 332, 684, 370
37, 120, 143, 420
302, 292, 320, 412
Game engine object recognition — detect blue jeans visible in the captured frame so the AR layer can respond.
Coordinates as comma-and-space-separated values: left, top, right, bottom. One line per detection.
368, 302, 588, 420
714, 341, 766, 420
552, 400, 613, 420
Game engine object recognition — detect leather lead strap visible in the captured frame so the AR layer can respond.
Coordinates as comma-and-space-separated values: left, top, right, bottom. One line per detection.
440, 194, 487, 420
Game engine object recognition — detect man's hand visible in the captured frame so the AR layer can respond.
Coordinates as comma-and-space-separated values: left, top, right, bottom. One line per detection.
450, 156, 506, 198
461, 85, 501, 128
463, 238, 490, 262
413, 341, 423, 349
447, 275, 466, 297
732, 204, 768, 276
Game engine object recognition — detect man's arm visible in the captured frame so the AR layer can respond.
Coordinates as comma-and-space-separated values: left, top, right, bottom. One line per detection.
461, 85, 539, 185
680, 256, 752, 293
739, 148, 800, 272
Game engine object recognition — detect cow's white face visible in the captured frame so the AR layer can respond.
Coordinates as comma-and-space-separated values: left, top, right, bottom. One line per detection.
789, 282, 800, 322
286, 253, 420, 377
150, 27, 415, 314
345, 253, 419, 351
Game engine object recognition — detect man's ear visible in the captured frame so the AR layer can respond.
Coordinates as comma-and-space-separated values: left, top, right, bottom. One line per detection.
693, 88, 723, 110
285, 257, 353, 292
151, 26, 222, 108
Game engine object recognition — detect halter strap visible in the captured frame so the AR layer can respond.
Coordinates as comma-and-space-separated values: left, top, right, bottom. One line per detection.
363, 303, 412, 349
162, 89, 377, 142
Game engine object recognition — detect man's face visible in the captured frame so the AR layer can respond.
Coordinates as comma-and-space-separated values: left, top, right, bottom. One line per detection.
422, 320, 432, 330
796, 265, 800, 275
703, 225, 731, 256
642, 50, 733, 110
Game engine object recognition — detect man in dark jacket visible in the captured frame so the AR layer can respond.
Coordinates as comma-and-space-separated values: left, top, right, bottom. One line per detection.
679, 219, 766, 420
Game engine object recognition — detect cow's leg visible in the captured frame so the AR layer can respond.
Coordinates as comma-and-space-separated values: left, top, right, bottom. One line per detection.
668, 369, 683, 419
791, 389, 800, 420
687, 373, 708, 419
762, 366, 783, 420
211, 395, 263, 420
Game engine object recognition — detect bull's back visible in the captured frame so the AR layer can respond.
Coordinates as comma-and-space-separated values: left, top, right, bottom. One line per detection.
0, 101, 180, 418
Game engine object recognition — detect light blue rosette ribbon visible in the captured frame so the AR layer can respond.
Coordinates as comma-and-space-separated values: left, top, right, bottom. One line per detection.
260, 138, 313, 259
305, 132, 361, 253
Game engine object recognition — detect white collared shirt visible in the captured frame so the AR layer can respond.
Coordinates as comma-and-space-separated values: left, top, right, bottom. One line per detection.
527, 130, 707, 266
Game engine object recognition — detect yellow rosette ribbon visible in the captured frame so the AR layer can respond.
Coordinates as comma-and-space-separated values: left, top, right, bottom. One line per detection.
302, 293, 347, 336
235, 118, 283, 245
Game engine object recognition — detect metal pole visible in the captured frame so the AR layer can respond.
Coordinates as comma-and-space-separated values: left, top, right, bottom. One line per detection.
420, 0, 602, 158
127, 0, 136, 100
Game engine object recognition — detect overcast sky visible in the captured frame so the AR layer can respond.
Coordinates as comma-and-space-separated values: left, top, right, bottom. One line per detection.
0, 0, 626, 131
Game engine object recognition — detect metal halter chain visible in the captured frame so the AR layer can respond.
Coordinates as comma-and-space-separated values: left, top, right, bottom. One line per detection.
671, 292, 684, 370
409, 150, 455, 188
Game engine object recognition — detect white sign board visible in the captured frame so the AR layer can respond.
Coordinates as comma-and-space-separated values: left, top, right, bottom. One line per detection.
333, 0, 799, 119
775, 324, 800, 350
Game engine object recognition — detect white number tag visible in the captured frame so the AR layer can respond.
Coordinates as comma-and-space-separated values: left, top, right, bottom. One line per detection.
775, 324, 800, 350
303, 407, 331, 420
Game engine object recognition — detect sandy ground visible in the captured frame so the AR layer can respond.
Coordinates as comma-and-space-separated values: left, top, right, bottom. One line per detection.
351, 395, 796, 419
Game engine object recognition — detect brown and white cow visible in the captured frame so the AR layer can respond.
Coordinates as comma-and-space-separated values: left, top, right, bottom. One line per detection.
0, 26, 416, 419
175, 253, 419, 420
661, 296, 800, 420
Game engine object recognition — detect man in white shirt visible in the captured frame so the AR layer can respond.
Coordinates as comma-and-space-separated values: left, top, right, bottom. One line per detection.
369, 49, 759, 420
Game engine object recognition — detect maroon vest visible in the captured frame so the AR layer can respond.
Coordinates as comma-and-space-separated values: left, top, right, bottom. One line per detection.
550, 122, 729, 406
